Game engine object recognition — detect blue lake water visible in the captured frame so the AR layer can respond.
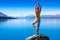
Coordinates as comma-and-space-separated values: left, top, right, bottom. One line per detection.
0, 19, 60, 40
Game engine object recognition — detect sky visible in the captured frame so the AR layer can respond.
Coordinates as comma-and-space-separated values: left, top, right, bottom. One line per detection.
0, 0, 60, 17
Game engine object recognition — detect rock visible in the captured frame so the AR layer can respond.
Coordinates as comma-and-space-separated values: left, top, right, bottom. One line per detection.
26, 34, 49, 40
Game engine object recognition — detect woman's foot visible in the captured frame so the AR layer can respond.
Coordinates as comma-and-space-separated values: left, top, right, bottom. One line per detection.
32, 23, 34, 27
32, 23, 36, 29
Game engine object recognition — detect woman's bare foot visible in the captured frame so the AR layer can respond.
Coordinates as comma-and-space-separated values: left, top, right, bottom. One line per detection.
32, 23, 34, 27
32, 23, 36, 28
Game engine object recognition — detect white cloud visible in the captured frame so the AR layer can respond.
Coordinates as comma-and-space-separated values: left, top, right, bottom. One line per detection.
0, 7, 60, 17
41, 8, 60, 15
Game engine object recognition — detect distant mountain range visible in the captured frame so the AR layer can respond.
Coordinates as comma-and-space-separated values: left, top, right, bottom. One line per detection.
20, 15, 35, 19
0, 12, 17, 19
19, 15, 60, 19
0, 12, 60, 19
41, 15, 60, 19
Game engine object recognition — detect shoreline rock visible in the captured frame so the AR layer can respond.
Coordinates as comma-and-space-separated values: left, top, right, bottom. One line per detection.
26, 34, 49, 40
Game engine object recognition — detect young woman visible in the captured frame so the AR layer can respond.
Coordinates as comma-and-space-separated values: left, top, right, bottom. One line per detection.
32, 2, 41, 34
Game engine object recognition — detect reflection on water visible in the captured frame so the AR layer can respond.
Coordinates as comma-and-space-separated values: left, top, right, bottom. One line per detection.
0, 19, 60, 40
0, 19, 8, 23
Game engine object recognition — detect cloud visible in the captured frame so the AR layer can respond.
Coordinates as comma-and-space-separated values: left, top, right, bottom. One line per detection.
41, 8, 60, 15
0, 7, 60, 17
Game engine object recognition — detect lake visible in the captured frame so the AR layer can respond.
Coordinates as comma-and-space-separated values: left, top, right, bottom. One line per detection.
0, 19, 60, 40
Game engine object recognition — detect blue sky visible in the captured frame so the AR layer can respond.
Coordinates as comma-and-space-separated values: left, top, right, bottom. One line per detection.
0, 0, 60, 17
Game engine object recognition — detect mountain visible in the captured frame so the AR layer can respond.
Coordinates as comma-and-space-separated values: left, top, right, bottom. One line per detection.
19, 15, 60, 19
25, 15, 35, 19
19, 15, 35, 19
0, 12, 7, 17
41, 15, 60, 19
0, 12, 17, 19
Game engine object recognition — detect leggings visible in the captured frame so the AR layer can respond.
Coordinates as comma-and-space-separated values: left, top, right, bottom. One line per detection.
33, 18, 41, 28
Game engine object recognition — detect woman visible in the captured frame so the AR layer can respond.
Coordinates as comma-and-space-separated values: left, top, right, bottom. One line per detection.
32, 2, 41, 34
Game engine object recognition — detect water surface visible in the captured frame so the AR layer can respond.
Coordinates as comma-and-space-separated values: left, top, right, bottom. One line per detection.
0, 19, 60, 40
